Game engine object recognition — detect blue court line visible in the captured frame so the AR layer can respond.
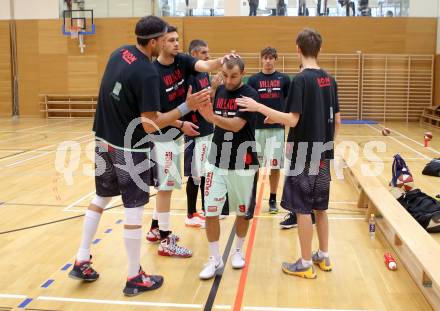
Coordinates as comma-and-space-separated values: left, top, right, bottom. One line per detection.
92, 239, 101, 244
41, 279, 54, 288
104, 229, 112, 234
61, 263, 72, 271
116, 219, 122, 224
342, 120, 378, 125
17, 298, 32, 308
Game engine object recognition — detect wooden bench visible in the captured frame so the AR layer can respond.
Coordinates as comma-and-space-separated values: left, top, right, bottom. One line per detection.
342, 155, 440, 309
39, 94, 97, 118
420, 105, 440, 129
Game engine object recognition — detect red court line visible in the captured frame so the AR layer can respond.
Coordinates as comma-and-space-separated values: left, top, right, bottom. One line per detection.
232, 169, 268, 311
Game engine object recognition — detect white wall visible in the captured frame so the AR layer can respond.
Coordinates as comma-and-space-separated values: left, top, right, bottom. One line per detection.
13, 0, 59, 19
409, 0, 438, 17
224, 0, 248, 16
0, 0, 11, 20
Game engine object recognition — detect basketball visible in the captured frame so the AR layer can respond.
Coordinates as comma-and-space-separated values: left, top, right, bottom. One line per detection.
396, 174, 414, 192
382, 127, 391, 136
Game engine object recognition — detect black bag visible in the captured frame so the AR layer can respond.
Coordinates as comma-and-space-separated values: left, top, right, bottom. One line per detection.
422, 158, 440, 177
397, 189, 440, 233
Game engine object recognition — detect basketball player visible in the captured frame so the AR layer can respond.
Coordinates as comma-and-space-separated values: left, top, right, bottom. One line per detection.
237, 28, 341, 279
247, 47, 290, 214
198, 57, 259, 279
68, 16, 210, 296
146, 26, 237, 257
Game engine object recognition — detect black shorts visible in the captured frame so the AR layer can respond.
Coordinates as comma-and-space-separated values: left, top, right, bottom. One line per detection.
95, 141, 154, 208
280, 160, 331, 214
183, 136, 195, 177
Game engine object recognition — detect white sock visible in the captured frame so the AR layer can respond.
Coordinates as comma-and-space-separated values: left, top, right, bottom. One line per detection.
157, 212, 170, 232
301, 258, 313, 267
124, 228, 142, 278
208, 241, 221, 262
152, 209, 158, 220
318, 249, 329, 258
77, 210, 102, 262
235, 235, 245, 252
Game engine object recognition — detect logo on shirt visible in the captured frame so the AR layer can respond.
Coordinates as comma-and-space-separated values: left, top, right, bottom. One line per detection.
258, 80, 281, 99
239, 205, 246, 213
111, 82, 122, 101
121, 49, 137, 65
317, 77, 331, 88
198, 76, 210, 89
162, 69, 185, 102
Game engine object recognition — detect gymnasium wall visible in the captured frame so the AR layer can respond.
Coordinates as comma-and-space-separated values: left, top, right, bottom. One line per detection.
0, 21, 11, 116
6, 16, 440, 116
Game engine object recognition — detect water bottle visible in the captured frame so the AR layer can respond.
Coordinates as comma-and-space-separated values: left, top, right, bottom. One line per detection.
369, 214, 376, 240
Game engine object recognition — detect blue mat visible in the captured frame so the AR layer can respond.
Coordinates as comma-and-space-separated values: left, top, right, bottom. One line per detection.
341, 120, 378, 125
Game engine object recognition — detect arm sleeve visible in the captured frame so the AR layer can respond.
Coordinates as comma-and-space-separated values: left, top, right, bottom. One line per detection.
285, 75, 304, 114
236, 89, 259, 123
180, 53, 199, 76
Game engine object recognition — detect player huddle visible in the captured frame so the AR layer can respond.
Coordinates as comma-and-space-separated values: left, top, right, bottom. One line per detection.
68, 15, 341, 296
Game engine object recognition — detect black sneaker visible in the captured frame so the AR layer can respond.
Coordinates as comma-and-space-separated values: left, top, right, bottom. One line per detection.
427, 211, 440, 233
280, 213, 316, 229
123, 270, 164, 296
269, 200, 278, 214
68, 257, 99, 282
280, 213, 297, 229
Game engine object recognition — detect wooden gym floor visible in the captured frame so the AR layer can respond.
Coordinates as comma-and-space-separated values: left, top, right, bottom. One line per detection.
0, 117, 439, 311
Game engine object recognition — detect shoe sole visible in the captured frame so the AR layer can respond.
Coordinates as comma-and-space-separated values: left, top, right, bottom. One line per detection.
314, 262, 332, 271
281, 266, 317, 279
200, 265, 224, 280
123, 280, 163, 296
157, 250, 192, 258
185, 223, 203, 228
280, 224, 297, 229
68, 272, 99, 282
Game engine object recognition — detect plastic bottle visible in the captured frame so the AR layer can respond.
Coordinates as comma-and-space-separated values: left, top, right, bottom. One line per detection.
369, 214, 376, 240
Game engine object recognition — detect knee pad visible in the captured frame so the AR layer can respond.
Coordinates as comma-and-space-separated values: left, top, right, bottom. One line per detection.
124, 206, 144, 226
91, 195, 112, 209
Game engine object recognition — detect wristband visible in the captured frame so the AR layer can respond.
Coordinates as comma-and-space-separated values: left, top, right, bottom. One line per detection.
177, 102, 190, 116
179, 121, 185, 129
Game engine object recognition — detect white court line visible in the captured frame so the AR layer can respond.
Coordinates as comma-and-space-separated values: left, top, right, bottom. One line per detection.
0, 293, 27, 299
214, 306, 232, 310
377, 123, 440, 155
244, 308, 368, 311
37, 296, 203, 309
63, 191, 96, 211
5, 151, 53, 167
0, 133, 93, 163
13, 120, 67, 133
366, 125, 431, 161
4, 137, 94, 168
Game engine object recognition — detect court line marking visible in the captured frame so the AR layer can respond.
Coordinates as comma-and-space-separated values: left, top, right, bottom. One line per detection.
376, 123, 440, 155
0, 294, 27, 299
244, 308, 369, 311
63, 191, 96, 211
4, 137, 94, 168
0, 294, 372, 311
366, 125, 431, 161
37, 296, 203, 309
0, 133, 93, 163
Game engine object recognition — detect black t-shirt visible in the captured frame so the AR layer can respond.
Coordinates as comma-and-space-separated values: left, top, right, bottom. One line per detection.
183, 72, 214, 137
93, 45, 160, 150
285, 68, 339, 170
247, 71, 290, 129
153, 53, 198, 141
208, 84, 260, 170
